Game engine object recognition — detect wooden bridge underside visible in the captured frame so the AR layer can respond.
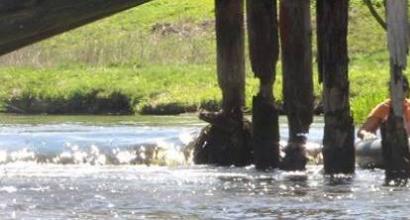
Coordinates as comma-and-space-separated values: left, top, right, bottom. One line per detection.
0, 0, 151, 56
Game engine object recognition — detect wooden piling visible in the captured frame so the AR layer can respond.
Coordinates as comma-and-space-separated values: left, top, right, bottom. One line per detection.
317, 0, 355, 174
0, 0, 151, 56
247, 0, 280, 170
279, 0, 313, 170
193, 0, 252, 166
215, 0, 245, 116
382, 0, 410, 183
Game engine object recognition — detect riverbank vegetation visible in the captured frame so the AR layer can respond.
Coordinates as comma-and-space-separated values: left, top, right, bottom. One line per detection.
0, 0, 401, 123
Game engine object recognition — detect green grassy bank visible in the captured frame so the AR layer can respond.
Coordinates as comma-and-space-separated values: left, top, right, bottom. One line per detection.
0, 0, 403, 123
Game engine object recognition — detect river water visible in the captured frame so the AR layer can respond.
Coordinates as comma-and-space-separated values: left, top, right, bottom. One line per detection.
0, 114, 408, 219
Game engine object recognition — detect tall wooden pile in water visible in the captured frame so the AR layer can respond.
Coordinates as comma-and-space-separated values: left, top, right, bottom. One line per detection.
247, 0, 280, 170
279, 0, 314, 171
317, 0, 354, 174
382, 0, 410, 184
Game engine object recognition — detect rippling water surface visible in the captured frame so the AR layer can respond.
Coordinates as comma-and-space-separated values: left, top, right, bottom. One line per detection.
0, 114, 408, 219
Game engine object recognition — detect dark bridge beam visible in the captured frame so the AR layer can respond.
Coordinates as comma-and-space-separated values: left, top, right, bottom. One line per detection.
0, 0, 151, 56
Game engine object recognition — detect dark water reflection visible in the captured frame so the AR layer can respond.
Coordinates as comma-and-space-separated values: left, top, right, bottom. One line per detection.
0, 115, 408, 219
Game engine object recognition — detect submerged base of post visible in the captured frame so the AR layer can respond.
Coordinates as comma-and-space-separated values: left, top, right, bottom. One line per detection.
280, 138, 308, 171
252, 95, 280, 170
381, 116, 410, 185
193, 111, 252, 166
322, 113, 355, 174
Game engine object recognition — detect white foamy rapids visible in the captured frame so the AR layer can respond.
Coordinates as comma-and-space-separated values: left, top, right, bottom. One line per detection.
0, 123, 202, 166
0, 141, 194, 166
279, 140, 323, 163
0, 129, 324, 166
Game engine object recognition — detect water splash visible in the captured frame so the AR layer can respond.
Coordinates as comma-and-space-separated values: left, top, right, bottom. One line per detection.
0, 141, 193, 166
0, 124, 200, 166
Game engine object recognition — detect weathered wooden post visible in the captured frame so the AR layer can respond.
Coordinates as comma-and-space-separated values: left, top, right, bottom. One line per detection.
317, 0, 355, 174
193, 0, 252, 166
382, 0, 410, 184
279, 0, 314, 170
247, 0, 280, 170
215, 0, 245, 118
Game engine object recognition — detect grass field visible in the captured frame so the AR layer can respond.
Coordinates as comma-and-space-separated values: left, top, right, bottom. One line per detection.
0, 0, 403, 123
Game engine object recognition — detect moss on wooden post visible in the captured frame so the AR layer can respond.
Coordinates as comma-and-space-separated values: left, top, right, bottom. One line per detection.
279, 0, 313, 170
247, 0, 280, 170
317, 0, 355, 174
